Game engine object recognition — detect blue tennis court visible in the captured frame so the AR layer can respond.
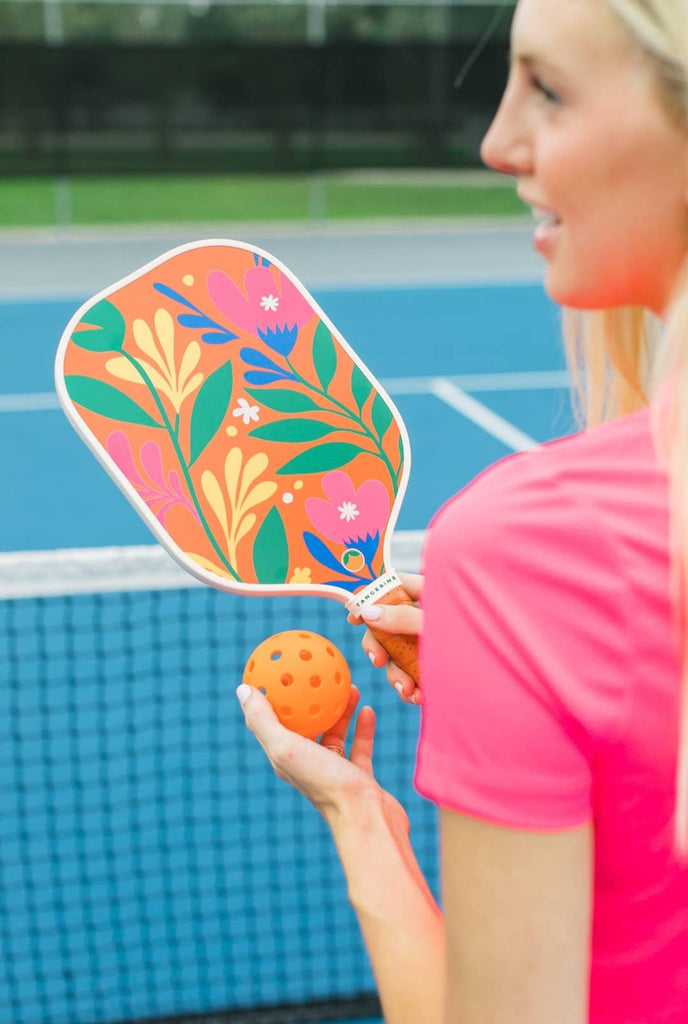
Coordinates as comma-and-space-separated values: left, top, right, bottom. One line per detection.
0, 227, 575, 1024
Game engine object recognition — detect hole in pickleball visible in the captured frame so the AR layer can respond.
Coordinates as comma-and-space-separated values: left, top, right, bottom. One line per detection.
247, 659, 255, 672
270, 650, 281, 661
326, 646, 335, 657
259, 687, 267, 695
281, 707, 293, 718
334, 672, 342, 684
309, 704, 321, 716
281, 673, 294, 687
309, 675, 322, 688
299, 632, 311, 638
299, 649, 312, 661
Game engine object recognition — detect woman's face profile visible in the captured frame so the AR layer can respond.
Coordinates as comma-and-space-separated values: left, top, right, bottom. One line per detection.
481, 0, 688, 316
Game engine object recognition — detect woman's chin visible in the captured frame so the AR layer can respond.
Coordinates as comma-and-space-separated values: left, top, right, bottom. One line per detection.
543, 270, 621, 312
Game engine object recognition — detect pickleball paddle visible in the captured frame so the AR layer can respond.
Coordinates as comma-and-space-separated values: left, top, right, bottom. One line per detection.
54, 239, 418, 683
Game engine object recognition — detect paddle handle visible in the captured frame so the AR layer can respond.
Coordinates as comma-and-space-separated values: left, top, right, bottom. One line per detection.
367, 584, 420, 686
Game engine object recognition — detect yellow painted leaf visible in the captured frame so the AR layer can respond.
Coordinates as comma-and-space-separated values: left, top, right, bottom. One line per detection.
239, 451, 270, 506
224, 447, 243, 508
133, 317, 160, 363
235, 512, 257, 546
180, 372, 204, 403
154, 308, 176, 376
178, 341, 201, 390
105, 356, 144, 384
241, 481, 278, 513
201, 470, 229, 546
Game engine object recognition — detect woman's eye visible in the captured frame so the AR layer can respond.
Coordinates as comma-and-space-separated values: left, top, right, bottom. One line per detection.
532, 75, 561, 104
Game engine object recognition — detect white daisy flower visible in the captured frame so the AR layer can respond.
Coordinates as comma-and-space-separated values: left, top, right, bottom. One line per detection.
259, 294, 280, 312
337, 501, 360, 523
233, 397, 260, 425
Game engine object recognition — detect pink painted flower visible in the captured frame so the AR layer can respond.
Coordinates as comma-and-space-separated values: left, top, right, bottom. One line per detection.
305, 471, 390, 545
106, 431, 199, 528
206, 264, 313, 356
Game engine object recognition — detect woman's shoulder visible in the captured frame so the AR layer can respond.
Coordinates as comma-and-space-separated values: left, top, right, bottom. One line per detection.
427, 405, 659, 551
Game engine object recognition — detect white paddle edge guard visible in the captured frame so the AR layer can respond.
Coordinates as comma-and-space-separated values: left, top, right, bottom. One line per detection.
347, 570, 404, 612
53, 238, 412, 606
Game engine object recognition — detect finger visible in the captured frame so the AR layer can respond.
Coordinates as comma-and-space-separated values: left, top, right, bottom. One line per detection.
385, 660, 421, 704
359, 601, 423, 637
398, 572, 423, 602
361, 629, 390, 669
319, 686, 361, 753
349, 705, 376, 776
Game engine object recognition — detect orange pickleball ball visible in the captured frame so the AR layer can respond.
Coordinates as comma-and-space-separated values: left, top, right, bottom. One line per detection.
243, 630, 352, 739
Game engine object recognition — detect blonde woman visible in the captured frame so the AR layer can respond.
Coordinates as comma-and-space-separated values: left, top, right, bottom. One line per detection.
236, 1, 688, 1020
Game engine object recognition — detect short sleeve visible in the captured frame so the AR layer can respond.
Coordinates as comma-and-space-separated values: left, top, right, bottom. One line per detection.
414, 449, 631, 830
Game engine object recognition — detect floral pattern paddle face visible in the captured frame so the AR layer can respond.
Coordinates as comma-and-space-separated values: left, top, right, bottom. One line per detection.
55, 240, 411, 611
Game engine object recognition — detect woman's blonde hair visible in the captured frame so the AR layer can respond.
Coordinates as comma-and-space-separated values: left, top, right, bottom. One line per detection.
563, 0, 688, 854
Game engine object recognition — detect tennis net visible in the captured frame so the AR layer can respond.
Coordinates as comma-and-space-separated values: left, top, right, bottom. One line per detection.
0, 533, 436, 1024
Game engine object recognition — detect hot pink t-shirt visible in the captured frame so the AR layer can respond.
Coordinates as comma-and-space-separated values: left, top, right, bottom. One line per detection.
415, 406, 688, 1024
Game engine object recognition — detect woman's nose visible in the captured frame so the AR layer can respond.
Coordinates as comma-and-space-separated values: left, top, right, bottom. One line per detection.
480, 99, 533, 178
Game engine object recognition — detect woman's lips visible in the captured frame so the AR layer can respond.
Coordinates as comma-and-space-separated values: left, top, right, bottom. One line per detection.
530, 205, 562, 255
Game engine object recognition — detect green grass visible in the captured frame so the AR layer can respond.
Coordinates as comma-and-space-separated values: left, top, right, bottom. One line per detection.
0, 173, 525, 228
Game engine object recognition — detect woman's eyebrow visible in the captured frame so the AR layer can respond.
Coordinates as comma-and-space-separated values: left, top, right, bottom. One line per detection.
509, 49, 563, 77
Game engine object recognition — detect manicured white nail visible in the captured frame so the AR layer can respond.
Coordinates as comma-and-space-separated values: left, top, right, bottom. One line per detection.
394, 682, 404, 696
368, 651, 377, 666
361, 605, 382, 622
236, 683, 252, 706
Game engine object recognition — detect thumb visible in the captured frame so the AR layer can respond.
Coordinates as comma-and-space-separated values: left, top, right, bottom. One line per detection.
236, 683, 284, 749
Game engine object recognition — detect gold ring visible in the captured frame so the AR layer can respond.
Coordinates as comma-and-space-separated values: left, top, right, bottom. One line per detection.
324, 744, 346, 757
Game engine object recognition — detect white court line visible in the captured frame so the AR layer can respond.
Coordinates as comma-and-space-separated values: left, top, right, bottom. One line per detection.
429, 378, 539, 452
0, 392, 60, 412
382, 369, 571, 393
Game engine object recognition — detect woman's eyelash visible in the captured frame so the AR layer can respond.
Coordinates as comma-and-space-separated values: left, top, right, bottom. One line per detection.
531, 75, 560, 103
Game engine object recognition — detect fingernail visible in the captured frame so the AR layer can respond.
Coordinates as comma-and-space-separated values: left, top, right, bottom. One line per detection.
394, 682, 404, 696
368, 651, 377, 666
361, 605, 382, 623
236, 683, 252, 707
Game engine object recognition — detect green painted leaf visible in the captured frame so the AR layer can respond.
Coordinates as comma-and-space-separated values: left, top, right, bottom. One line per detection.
371, 393, 394, 441
246, 388, 321, 414
253, 506, 289, 584
189, 360, 233, 466
71, 299, 126, 353
249, 419, 336, 443
312, 322, 337, 393
276, 442, 362, 475
351, 364, 372, 412
66, 375, 163, 427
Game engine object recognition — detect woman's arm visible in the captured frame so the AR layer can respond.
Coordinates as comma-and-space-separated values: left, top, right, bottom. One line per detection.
332, 787, 446, 1022
441, 809, 593, 1023
236, 684, 446, 1023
